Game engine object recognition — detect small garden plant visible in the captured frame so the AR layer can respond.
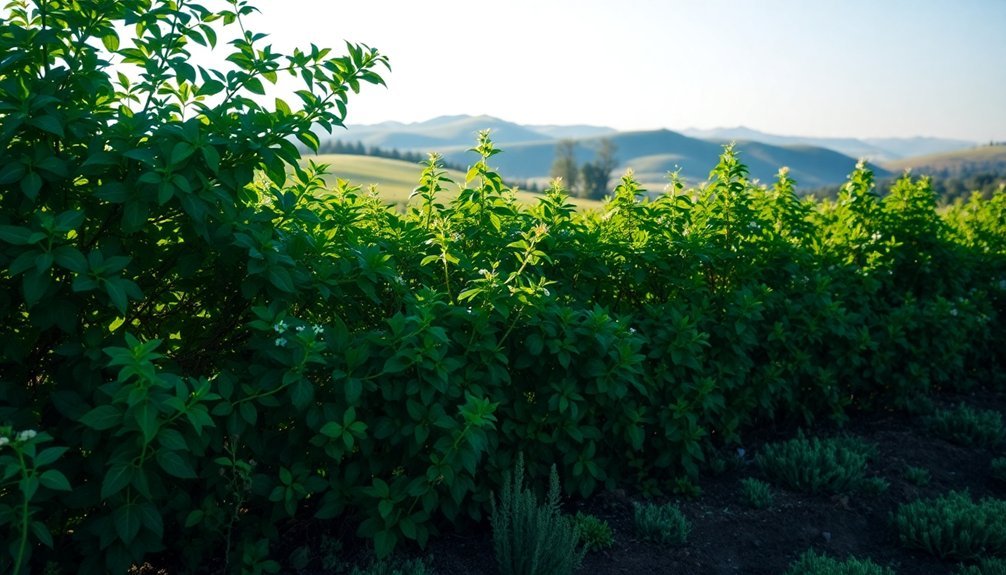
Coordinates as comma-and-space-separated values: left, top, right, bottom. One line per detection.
633, 502, 690, 546
926, 404, 1005, 448
990, 457, 1006, 484
349, 557, 437, 575
755, 432, 872, 494
892, 490, 1006, 559
904, 465, 932, 487
783, 550, 896, 575
573, 512, 615, 551
490, 455, 586, 575
956, 557, 1006, 575
740, 478, 774, 509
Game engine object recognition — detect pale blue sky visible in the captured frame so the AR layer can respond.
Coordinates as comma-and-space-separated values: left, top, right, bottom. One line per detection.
248, 0, 1006, 141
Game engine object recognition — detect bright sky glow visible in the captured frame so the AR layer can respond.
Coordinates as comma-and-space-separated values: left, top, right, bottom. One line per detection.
246, 0, 1006, 141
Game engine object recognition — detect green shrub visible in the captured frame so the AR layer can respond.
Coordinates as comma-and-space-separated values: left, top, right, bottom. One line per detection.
350, 557, 437, 575
491, 455, 586, 575
755, 433, 871, 494
783, 550, 895, 575
956, 557, 1006, 575
992, 458, 1006, 483
904, 465, 932, 487
740, 477, 774, 509
892, 490, 1006, 559
633, 502, 690, 546
859, 476, 891, 495
927, 404, 1005, 448
573, 512, 615, 551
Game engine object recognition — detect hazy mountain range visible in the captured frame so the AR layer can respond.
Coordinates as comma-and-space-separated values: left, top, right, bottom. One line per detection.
328, 115, 979, 191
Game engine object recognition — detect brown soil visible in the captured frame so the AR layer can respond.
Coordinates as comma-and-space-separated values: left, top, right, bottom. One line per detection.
412, 389, 1006, 575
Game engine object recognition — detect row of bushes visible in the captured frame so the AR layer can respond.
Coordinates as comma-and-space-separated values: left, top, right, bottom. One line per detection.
2, 2, 1006, 572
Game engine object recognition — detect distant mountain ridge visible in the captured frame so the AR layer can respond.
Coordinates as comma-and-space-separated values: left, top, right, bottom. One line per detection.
681, 126, 976, 162
326, 115, 984, 191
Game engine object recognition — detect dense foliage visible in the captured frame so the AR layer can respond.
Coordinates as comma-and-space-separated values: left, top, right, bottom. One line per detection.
2, 1, 1006, 573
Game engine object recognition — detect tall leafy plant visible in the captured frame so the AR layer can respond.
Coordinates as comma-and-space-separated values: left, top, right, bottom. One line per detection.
0, 1, 387, 572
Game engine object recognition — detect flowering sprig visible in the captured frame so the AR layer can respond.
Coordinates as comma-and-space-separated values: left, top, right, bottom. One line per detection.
0, 427, 71, 575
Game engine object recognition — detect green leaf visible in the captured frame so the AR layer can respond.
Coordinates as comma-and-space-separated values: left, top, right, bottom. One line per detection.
39, 469, 71, 491
319, 421, 343, 439
101, 33, 120, 52
156, 450, 197, 479
101, 464, 134, 499
29, 114, 64, 137
290, 380, 313, 410
138, 503, 164, 539
373, 529, 398, 559
0, 225, 33, 245
157, 428, 188, 451
114, 503, 142, 544
105, 277, 129, 313
80, 405, 122, 431
184, 509, 204, 528
267, 266, 294, 292
30, 520, 53, 547
21, 269, 49, 305
53, 246, 88, 273
244, 76, 266, 95
34, 446, 69, 466
21, 172, 42, 199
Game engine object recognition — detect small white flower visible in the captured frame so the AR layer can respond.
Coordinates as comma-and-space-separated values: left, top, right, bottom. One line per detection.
16, 430, 37, 442
0, 437, 9, 447
273, 321, 288, 333
275, 337, 287, 347
295, 325, 305, 333
871, 232, 882, 242
629, 327, 637, 334
478, 269, 489, 276
312, 325, 324, 334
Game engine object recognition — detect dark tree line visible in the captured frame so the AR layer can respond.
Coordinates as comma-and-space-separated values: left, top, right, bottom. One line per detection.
317, 139, 468, 171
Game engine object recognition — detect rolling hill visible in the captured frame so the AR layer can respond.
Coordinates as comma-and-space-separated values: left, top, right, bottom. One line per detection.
682, 126, 976, 162
882, 145, 1006, 178
434, 129, 888, 191
324, 115, 992, 193
303, 154, 604, 209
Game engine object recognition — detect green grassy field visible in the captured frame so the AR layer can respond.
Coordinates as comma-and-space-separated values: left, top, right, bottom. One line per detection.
302, 154, 604, 210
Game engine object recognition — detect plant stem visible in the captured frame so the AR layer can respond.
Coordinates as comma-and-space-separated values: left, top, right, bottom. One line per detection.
13, 449, 30, 575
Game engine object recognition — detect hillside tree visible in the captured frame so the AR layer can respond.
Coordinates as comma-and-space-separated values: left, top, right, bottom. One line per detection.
550, 139, 580, 194
581, 139, 618, 199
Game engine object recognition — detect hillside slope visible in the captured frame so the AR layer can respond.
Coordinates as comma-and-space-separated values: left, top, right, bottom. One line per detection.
883, 145, 1006, 178
438, 130, 885, 190
302, 154, 603, 209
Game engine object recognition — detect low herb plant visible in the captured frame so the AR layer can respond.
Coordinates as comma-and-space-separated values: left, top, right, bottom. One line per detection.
927, 404, 1006, 448
992, 458, 1006, 484
740, 478, 774, 509
892, 490, 1006, 559
783, 550, 896, 575
490, 455, 585, 575
859, 476, 890, 495
573, 512, 615, 551
755, 432, 871, 494
349, 557, 437, 575
904, 465, 931, 487
956, 557, 1006, 575
633, 502, 690, 546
